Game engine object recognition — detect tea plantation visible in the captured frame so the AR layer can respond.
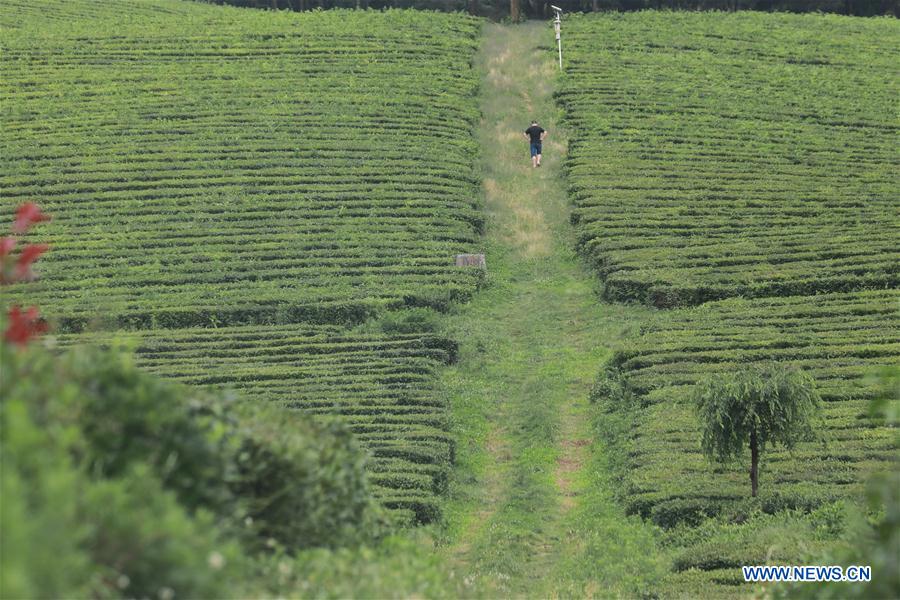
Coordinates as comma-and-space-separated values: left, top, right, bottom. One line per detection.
559, 12, 899, 308
2, 3, 482, 331
562, 12, 899, 597
3, 2, 898, 597
596, 291, 900, 516
1, 0, 482, 525
595, 290, 899, 592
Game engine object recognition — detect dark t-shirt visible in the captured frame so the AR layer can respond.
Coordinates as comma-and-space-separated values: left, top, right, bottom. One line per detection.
525, 125, 545, 144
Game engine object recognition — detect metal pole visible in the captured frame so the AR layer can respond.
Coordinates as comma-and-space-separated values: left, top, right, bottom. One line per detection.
552, 8, 563, 71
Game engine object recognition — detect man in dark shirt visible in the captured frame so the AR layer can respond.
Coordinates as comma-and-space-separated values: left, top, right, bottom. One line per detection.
524, 120, 547, 168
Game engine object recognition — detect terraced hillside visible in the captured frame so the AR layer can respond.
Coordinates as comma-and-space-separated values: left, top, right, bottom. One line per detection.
1, 0, 483, 523
595, 289, 899, 592
2, 3, 482, 330
58, 325, 457, 524
599, 290, 898, 521
559, 12, 899, 308
559, 12, 900, 597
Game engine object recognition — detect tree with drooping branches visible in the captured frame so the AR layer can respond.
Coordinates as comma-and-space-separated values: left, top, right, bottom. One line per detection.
693, 363, 821, 498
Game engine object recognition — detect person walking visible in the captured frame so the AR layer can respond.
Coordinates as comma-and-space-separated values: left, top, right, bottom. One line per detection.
524, 120, 547, 168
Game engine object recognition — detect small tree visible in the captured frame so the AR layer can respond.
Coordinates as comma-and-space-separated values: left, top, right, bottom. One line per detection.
693, 363, 820, 497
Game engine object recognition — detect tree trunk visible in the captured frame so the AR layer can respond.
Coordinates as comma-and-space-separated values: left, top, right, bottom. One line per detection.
271, 0, 278, 9
592, 0, 599, 11
510, 0, 520, 22
468, 0, 479, 15
750, 427, 759, 497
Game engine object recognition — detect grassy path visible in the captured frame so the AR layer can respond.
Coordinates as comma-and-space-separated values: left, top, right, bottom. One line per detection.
437, 22, 668, 597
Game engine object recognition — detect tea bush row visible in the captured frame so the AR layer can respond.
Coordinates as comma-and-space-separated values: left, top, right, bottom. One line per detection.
592, 290, 899, 594
558, 12, 899, 308
1, 3, 484, 330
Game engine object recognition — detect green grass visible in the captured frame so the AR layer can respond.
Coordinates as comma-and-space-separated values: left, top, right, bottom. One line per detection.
437, 22, 667, 598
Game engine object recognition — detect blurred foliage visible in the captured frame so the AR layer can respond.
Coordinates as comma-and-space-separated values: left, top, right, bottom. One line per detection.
233, 407, 388, 552
0, 345, 245, 598
0, 342, 407, 597
769, 366, 900, 599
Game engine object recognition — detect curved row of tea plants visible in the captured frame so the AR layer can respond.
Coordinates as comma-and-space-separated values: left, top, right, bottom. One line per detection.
559, 12, 899, 309
593, 289, 899, 595
559, 14, 899, 596
60, 324, 458, 524
1, 2, 483, 331
1, 0, 489, 542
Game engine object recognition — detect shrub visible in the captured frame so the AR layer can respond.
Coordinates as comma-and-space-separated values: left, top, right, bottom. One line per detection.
0, 344, 245, 599
1, 386, 94, 599
1, 340, 388, 595
4, 342, 239, 519
232, 407, 388, 552
376, 308, 444, 336
80, 465, 246, 599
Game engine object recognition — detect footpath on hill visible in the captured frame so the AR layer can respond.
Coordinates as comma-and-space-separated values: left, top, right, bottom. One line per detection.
437, 22, 668, 597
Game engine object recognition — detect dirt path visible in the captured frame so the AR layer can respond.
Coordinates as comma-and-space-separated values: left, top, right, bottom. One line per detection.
438, 22, 666, 598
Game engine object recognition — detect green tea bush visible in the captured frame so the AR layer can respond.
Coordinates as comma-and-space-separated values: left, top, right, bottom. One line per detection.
1, 3, 485, 525
233, 408, 388, 552
591, 292, 898, 596
1, 4, 484, 331
1, 341, 389, 595
770, 367, 900, 599
561, 12, 899, 309
669, 512, 817, 572
59, 349, 239, 518
79, 466, 246, 599
61, 325, 459, 523
1, 388, 94, 598
0, 344, 245, 599
376, 308, 444, 336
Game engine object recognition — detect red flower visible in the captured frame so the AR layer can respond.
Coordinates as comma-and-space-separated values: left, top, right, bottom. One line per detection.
0, 237, 15, 258
12, 202, 51, 234
14, 243, 50, 281
3, 305, 48, 346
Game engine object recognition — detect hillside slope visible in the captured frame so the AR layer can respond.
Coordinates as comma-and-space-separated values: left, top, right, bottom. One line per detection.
2, 2, 482, 330
559, 12, 899, 308
1, 0, 483, 524
559, 12, 899, 597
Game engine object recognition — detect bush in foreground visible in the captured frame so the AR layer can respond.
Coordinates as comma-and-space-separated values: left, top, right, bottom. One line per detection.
0, 341, 387, 597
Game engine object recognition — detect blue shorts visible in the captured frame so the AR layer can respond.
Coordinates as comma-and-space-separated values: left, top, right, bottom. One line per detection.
530, 142, 542, 157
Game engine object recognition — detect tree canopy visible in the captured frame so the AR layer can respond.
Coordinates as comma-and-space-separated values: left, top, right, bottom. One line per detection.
693, 363, 821, 497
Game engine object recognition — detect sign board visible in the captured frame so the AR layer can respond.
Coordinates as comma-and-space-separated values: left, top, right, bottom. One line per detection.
455, 253, 486, 269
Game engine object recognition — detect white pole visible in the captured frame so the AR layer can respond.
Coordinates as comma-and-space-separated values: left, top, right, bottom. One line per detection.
552, 8, 563, 71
